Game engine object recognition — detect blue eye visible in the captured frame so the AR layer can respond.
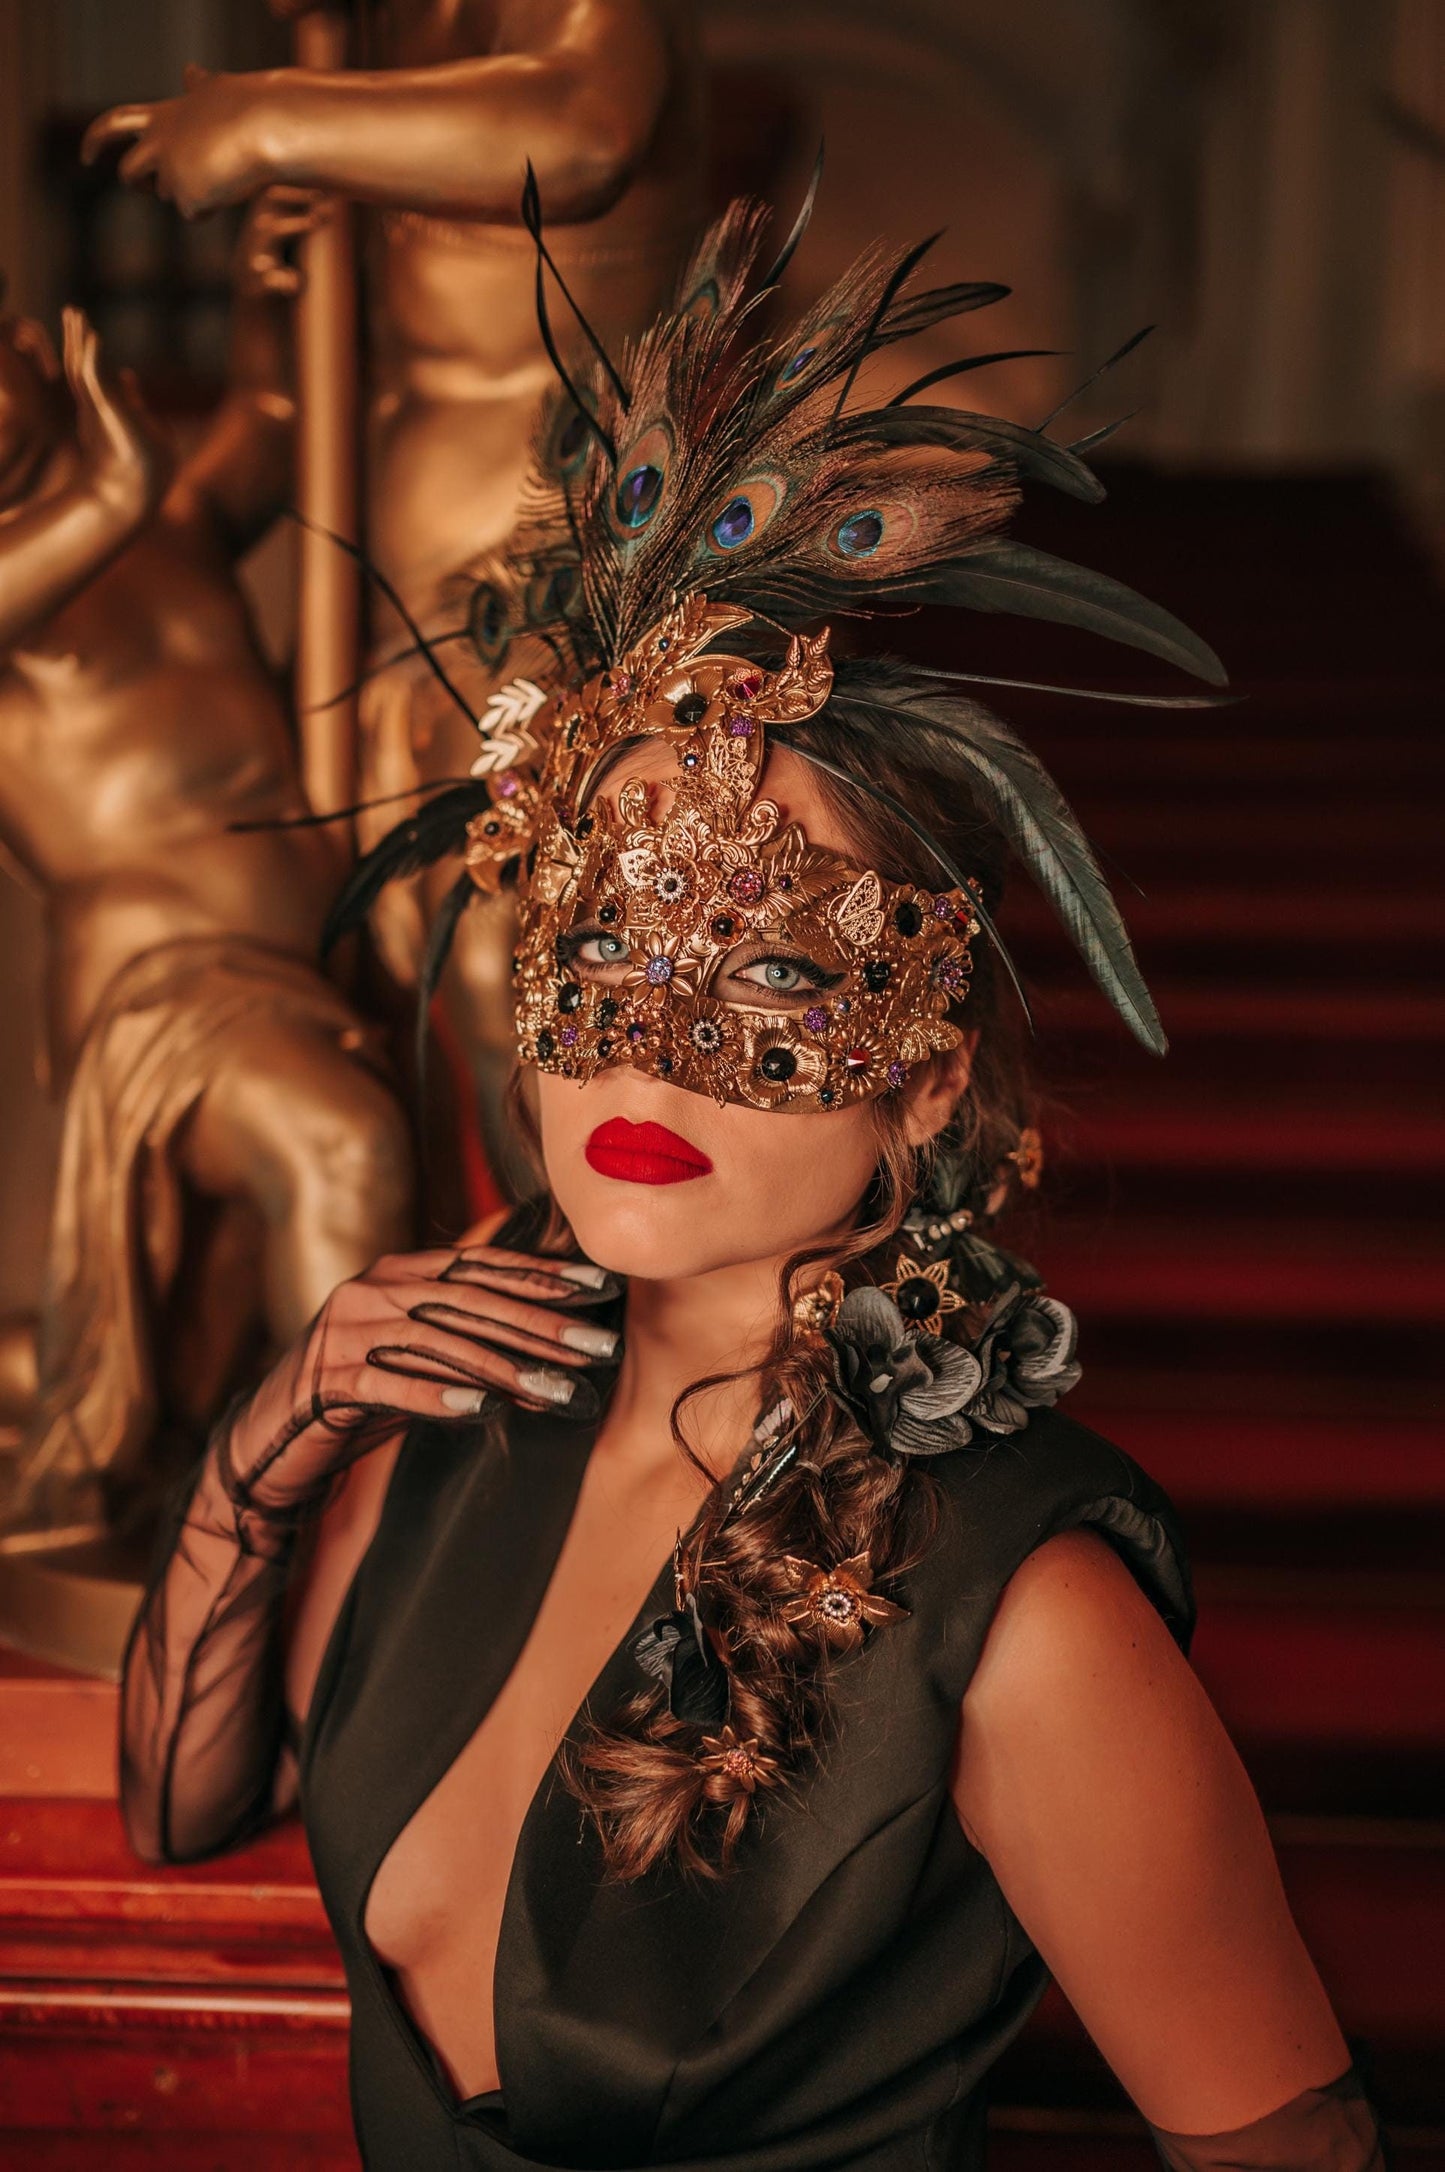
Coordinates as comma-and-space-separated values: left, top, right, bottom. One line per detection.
615, 463, 664, 531
835, 509, 884, 558
710, 496, 755, 550
779, 345, 817, 385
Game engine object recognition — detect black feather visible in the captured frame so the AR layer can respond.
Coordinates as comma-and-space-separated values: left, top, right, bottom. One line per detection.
1036, 324, 1153, 432
414, 868, 476, 1097
760, 142, 824, 289
824, 663, 1168, 1054
887, 349, 1064, 407
839, 405, 1106, 503
322, 781, 491, 955
932, 540, 1227, 685
286, 509, 481, 728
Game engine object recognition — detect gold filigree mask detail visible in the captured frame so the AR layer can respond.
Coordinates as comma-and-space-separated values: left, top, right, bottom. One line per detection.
464, 597, 980, 1112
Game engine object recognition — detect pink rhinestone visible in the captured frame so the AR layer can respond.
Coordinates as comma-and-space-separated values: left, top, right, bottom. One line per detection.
803, 1005, 828, 1033
729, 868, 766, 904
613, 671, 632, 696
496, 773, 519, 798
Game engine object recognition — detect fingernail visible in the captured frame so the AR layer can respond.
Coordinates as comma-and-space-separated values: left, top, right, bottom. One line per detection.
516, 1368, 576, 1405
440, 1386, 487, 1414
559, 1323, 619, 1359
558, 1262, 608, 1288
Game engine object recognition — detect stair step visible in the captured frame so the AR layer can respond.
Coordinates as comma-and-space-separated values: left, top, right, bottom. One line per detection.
1071, 1406, 1445, 1510
1037, 1220, 1445, 1324
1055, 1090, 1445, 1176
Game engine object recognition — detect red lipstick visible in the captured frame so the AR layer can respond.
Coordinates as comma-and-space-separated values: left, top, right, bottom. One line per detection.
585, 1117, 713, 1185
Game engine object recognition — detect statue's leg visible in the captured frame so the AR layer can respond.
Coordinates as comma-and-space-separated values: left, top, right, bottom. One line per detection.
179, 1012, 414, 1342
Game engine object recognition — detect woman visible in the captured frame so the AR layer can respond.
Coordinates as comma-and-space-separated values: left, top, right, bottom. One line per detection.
119, 196, 1385, 2168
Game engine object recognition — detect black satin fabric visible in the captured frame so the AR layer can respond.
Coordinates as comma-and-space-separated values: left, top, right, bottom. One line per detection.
299, 1399, 1194, 2170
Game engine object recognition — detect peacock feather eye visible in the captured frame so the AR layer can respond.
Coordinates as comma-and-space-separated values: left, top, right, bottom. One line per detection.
616, 463, 664, 531
711, 496, 755, 551
705, 476, 782, 555
834, 509, 885, 559
778, 344, 817, 386
468, 581, 510, 661
554, 405, 591, 473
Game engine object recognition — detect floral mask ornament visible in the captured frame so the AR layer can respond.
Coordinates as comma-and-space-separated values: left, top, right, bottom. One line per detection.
464, 596, 980, 1112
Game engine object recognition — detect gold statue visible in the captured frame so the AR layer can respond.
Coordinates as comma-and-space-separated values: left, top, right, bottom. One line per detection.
85, 0, 706, 1177
0, 220, 413, 1566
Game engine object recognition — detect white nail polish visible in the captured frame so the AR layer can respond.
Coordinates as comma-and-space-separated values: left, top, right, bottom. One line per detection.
440, 1386, 486, 1414
516, 1368, 576, 1405
558, 1262, 608, 1288
559, 1323, 619, 1359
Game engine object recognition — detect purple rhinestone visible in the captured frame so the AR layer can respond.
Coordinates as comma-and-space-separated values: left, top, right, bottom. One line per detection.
803, 1005, 829, 1034
729, 868, 766, 904
886, 1059, 908, 1088
496, 772, 519, 798
645, 955, 673, 985
560, 1024, 579, 1047
933, 894, 955, 919
837, 997, 852, 1017
725, 711, 755, 738
626, 1022, 647, 1043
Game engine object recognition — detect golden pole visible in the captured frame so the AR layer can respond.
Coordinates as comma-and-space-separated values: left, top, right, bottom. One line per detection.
292, 6, 360, 831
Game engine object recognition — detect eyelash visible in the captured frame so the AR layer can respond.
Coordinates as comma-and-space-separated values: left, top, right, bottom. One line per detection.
559, 930, 840, 993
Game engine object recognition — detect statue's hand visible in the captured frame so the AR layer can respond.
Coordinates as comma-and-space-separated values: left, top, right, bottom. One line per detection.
212, 1245, 620, 1547
63, 308, 171, 526
82, 64, 274, 218
235, 186, 325, 301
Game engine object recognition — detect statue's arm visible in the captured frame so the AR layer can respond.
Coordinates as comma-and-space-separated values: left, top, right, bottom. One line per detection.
951, 1528, 1385, 2165
0, 312, 167, 652
83, 0, 672, 224
166, 192, 308, 560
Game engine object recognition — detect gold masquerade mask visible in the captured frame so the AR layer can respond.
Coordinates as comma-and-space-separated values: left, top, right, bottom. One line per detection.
464, 598, 980, 1112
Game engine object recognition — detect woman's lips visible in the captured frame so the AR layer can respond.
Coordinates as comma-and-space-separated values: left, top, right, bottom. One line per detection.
585, 1117, 713, 1185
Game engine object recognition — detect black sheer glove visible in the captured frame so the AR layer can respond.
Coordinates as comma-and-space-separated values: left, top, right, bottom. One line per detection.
119, 1241, 619, 1864
1150, 2063, 1387, 2171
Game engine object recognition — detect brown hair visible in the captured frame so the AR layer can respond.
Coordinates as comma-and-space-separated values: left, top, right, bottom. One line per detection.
512, 708, 1036, 1880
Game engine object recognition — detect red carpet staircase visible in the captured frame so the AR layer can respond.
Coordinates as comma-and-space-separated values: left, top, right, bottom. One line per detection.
0, 473, 1440, 2166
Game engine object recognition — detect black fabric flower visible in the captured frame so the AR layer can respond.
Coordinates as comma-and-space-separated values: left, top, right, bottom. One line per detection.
633, 1591, 730, 1724
825, 1287, 984, 1457
968, 1284, 1081, 1433
825, 1276, 1081, 1458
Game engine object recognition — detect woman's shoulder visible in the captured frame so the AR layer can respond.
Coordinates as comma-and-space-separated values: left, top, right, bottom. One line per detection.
909, 1404, 1197, 1693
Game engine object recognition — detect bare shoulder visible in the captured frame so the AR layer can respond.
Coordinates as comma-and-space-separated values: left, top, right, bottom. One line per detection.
949, 1526, 1349, 2130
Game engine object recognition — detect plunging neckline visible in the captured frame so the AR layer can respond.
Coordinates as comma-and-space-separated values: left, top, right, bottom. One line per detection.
350, 1401, 682, 2123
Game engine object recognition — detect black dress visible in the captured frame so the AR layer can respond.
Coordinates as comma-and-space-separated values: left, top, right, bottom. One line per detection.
299, 1396, 1194, 2171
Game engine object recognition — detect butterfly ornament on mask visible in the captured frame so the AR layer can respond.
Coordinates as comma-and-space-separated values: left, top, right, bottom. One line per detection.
464, 596, 980, 1113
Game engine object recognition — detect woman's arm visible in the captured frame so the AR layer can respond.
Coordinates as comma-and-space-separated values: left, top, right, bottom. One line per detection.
950, 1528, 1359, 2137
81, 0, 669, 223
119, 1229, 613, 1865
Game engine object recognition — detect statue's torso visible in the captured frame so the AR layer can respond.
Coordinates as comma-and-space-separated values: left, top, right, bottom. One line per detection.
0, 503, 338, 1063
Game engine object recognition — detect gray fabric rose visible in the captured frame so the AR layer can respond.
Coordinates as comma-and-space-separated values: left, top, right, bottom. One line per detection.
825, 1277, 1081, 1459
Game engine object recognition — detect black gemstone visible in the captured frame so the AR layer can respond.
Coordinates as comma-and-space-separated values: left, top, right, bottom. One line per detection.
657, 1056, 673, 1076
819, 1087, 835, 1107
597, 998, 618, 1026
557, 982, 582, 1014
535, 1031, 556, 1061
597, 1038, 613, 1057
673, 691, 708, 726
863, 959, 892, 991
710, 914, 735, 939
598, 903, 619, 924
896, 1278, 939, 1321
759, 1047, 797, 1083
575, 814, 595, 838
893, 901, 923, 937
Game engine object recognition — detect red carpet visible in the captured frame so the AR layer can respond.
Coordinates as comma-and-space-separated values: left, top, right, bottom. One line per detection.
970, 469, 1445, 2160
